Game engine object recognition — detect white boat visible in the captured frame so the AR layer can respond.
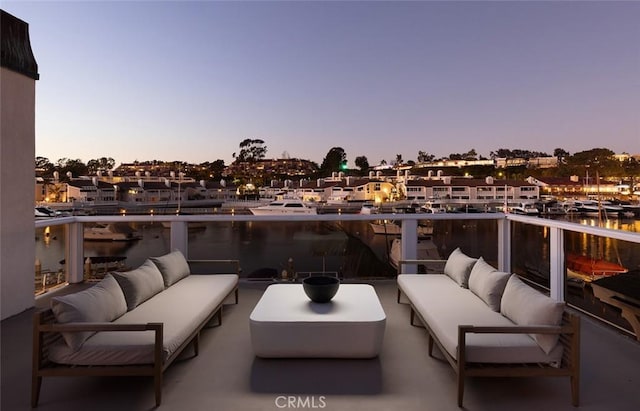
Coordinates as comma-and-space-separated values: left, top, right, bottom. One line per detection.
370, 221, 434, 237
249, 200, 317, 215
84, 223, 142, 241
35, 206, 60, 219
509, 202, 539, 216
360, 203, 379, 214
420, 203, 447, 214
389, 237, 441, 271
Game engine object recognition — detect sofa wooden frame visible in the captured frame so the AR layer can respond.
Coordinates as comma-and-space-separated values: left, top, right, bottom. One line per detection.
31, 259, 240, 408
396, 260, 581, 407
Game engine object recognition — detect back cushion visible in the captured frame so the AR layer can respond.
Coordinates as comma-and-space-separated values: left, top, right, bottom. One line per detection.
500, 275, 565, 354
112, 259, 165, 311
51, 274, 127, 351
150, 250, 191, 287
468, 257, 511, 311
443, 247, 477, 288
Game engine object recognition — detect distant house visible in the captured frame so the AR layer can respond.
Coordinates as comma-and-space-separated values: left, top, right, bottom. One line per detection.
67, 178, 116, 203
526, 175, 619, 199
402, 177, 539, 202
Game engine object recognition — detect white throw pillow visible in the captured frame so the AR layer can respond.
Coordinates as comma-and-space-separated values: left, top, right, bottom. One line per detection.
468, 257, 511, 311
51, 274, 127, 351
443, 247, 477, 288
112, 259, 165, 311
500, 275, 565, 354
150, 250, 191, 287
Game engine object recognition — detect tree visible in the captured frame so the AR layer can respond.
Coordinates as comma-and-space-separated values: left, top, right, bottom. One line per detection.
354, 156, 370, 174
35, 157, 54, 176
553, 148, 570, 161
86, 157, 115, 175
320, 147, 347, 173
417, 150, 435, 163
462, 149, 478, 161
235, 138, 267, 163
395, 154, 403, 167
57, 158, 88, 180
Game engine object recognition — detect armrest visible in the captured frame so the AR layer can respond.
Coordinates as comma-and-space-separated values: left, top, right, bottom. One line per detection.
188, 259, 241, 275
39, 322, 163, 333
459, 324, 573, 335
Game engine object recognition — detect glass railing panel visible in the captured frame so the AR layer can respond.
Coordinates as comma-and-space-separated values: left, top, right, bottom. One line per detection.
35, 224, 67, 295
511, 220, 551, 289
187, 220, 396, 279
82, 221, 169, 280
565, 231, 640, 336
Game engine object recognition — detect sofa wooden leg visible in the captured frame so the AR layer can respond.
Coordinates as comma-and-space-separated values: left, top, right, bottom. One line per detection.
154, 373, 163, 407
457, 373, 465, 408
31, 375, 42, 407
234, 288, 239, 304
571, 375, 580, 406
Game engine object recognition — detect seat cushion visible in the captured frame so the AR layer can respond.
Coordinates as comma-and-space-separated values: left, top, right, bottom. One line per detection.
398, 274, 563, 364
468, 257, 511, 311
51, 274, 127, 351
150, 250, 191, 287
443, 248, 477, 288
112, 259, 165, 311
49, 274, 239, 366
501, 275, 565, 354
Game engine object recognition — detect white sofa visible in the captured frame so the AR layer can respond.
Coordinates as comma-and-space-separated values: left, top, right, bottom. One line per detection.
32, 250, 239, 407
397, 248, 580, 407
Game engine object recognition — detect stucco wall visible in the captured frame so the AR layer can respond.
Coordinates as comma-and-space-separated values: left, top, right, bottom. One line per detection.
1, 67, 36, 320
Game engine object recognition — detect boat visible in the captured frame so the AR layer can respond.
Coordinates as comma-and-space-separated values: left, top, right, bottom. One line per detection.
369, 220, 434, 237
420, 202, 447, 213
562, 200, 624, 217
84, 223, 142, 241
566, 253, 628, 283
509, 202, 539, 216
35, 206, 59, 218
249, 200, 317, 215
389, 237, 441, 271
360, 203, 379, 214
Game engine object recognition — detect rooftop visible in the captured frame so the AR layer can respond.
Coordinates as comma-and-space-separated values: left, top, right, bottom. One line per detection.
2, 280, 639, 411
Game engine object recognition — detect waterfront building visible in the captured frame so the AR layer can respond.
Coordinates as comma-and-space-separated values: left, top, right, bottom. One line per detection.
528, 175, 621, 200
401, 176, 539, 203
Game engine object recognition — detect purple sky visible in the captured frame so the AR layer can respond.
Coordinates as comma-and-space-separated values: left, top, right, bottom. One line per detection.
3, 1, 639, 167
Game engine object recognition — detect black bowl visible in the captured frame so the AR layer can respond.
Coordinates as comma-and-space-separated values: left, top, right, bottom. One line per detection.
302, 276, 340, 303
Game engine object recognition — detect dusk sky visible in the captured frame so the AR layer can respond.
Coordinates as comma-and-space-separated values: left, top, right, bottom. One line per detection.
3, 1, 639, 167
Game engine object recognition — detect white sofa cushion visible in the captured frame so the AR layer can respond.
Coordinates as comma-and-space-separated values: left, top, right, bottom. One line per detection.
112, 259, 165, 311
49, 274, 239, 365
51, 274, 127, 351
443, 248, 477, 288
468, 257, 511, 311
500, 274, 565, 354
150, 250, 191, 287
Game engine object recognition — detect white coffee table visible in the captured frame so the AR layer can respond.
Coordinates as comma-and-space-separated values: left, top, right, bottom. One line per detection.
249, 283, 386, 358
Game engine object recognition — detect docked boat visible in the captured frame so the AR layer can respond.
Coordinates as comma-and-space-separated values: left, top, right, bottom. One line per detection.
509, 202, 539, 216
35, 206, 59, 219
84, 223, 142, 241
566, 253, 628, 283
360, 203, 380, 214
389, 237, 441, 271
249, 200, 317, 215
